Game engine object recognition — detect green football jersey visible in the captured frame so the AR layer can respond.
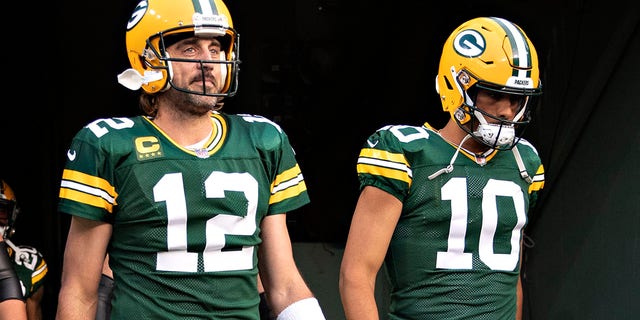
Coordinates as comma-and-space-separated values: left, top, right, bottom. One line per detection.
357, 123, 544, 320
58, 112, 310, 319
6, 242, 48, 299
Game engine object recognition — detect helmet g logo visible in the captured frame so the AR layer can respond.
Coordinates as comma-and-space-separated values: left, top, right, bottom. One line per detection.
127, 0, 149, 31
453, 30, 485, 58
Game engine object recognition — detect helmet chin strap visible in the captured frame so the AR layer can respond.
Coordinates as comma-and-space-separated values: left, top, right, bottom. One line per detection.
428, 133, 534, 184
117, 69, 164, 91
118, 49, 170, 92
3, 237, 17, 251
428, 134, 472, 180
512, 145, 533, 184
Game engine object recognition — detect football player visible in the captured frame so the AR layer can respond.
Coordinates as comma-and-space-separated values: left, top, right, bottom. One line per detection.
56, 1, 325, 319
340, 17, 545, 319
0, 180, 48, 320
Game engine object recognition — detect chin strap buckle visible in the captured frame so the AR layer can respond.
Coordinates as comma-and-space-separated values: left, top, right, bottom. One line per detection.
512, 145, 533, 184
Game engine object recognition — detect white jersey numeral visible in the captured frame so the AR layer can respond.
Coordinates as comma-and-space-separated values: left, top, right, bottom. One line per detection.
86, 117, 135, 138
384, 125, 526, 271
436, 177, 526, 271
154, 172, 257, 272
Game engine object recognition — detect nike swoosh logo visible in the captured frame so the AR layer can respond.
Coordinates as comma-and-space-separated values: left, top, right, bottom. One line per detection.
367, 140, 378, 148
67, 149, 77, 161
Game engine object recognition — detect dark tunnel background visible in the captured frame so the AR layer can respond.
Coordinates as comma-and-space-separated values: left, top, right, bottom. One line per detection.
2, 0, 638, 318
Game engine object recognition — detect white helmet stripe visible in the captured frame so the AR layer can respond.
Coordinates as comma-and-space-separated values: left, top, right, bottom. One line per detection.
492, 17, 532, 77
193, 0, 217, 15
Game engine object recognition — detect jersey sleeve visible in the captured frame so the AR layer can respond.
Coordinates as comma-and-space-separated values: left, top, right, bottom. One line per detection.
58, 118, 135, 222
8, 244, 48, 299
356, 125, 415, 202
242, 114, 310, 215
515, 138, 545, 207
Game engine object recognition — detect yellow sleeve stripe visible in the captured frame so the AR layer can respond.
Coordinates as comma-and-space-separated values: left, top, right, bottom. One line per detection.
529, 164, 545, 193
59, 169, 117, 212
269, 180, 307, 205
357, 163, 412, 185
272, 164, 302, 186
269, 164, 307, 204
61, 170, 117, 197
59, 188, 115, 212
357, 148, 412, 185
359, 148, 408, 165
31, 261, 48, 284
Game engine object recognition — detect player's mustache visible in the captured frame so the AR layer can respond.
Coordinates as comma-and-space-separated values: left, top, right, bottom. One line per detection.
192, 73, 217, 85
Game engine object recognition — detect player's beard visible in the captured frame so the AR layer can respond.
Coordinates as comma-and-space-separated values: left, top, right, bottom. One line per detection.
165, 87, 220, 117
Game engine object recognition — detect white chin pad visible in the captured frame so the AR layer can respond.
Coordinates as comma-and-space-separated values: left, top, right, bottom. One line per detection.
476, 123, 515, 147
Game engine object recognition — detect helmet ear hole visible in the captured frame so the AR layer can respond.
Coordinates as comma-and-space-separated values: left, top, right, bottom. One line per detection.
442, 75, 454, 91
137, 55, 148, 69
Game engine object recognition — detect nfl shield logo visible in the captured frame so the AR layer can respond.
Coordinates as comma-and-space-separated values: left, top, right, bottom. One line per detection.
195, 149, 209, 159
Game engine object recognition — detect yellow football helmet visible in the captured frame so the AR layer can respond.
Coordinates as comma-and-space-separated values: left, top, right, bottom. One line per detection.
119, 0, 240, 97
0, 180, 19, 238
435, 17, 542, 150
